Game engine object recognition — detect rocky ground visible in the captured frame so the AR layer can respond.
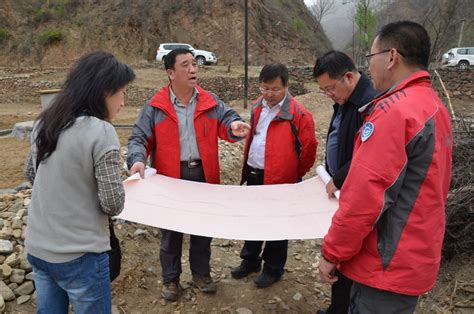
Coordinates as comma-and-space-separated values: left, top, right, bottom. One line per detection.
0, 66, 472, 313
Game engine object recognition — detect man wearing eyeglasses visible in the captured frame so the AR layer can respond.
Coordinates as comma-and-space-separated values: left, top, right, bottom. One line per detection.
319, 21, 452, 313
128, 48, 250, 301
313, 50, 377, 314
230, 63, 317, 288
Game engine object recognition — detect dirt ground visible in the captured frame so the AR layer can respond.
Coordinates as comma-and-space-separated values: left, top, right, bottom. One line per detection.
0, 66, 473, 313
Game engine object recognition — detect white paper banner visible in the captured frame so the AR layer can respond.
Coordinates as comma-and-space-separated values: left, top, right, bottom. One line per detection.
117, 167, 338, 240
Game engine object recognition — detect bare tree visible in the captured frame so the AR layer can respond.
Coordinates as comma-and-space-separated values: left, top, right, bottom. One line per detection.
308, 0, 336, 23
417, 0, 459, 65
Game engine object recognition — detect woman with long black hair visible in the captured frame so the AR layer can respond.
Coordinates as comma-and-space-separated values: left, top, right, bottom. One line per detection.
24, 51, 135, 313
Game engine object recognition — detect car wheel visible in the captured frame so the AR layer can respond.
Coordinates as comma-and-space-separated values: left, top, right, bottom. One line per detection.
458, 60, 469, 70
196, 56, 206, 66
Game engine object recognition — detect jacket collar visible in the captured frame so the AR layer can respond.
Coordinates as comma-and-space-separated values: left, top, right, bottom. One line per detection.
254, 92, 293, 121
359, 70, 431, 115
150, 84, 217, 120
347, 72, 373, 108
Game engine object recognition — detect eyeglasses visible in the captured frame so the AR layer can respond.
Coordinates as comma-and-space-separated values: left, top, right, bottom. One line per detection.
319, 77, 345, 96
365, 49, 391, 63
259, 87, 284, 95
365, 49, 406, 63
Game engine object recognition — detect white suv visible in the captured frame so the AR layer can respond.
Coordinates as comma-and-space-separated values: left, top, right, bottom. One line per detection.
155, 43, 218, 66
442, 47, 474, 69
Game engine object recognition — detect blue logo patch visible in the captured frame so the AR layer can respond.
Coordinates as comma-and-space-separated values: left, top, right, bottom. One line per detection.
361, 122, 374, 142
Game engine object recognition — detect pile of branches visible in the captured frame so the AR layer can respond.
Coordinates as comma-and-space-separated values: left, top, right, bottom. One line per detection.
443, 115, 473, 258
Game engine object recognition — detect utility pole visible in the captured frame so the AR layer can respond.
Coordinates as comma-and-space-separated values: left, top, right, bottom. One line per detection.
243, 0, 248, 109
458, 19, 466, 47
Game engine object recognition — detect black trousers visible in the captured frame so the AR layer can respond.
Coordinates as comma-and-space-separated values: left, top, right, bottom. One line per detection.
327, 269, 353, 314
160, 163, 212, 284
240, 167, 288, 278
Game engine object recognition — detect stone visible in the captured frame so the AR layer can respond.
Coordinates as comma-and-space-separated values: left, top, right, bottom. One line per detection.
0, 295, 4, 312
19, 253, 32, 272
12, 229, 22, 239
112, 305, 120, 314
10, 269, 25, 284
0, 228, 13, 240
11, 218, 23, 229
279, 301, 290, 311
0, 213, 15, 220
21, 227, 26, 240
16, 208, 26, 218
236, 307, 253, 314
16, 294, 30, 305
11, 121, 33, 140
0, 281, 15, 301
0, 256, 5, 264
0, 192, 16, 200
7, 200, 24, 213
14, 281, 35, 296
133, 229, 147, 237
8, 283, 18, 290
293, 292, 303, 301
25, 272, 34, 281
0, 263, 12, 279
14, 182, 32, 192
263, 303, 277, 310
0, 240, 13, 254
5, 253, 19, 267
14, 245, 23, 254
31, 291, 37, 306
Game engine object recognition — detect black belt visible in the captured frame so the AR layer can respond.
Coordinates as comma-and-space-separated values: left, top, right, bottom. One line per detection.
247, 165, 264, 176
180, 159, 202, 169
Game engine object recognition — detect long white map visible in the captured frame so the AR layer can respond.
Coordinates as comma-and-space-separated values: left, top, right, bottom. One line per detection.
117, 166, 339, 240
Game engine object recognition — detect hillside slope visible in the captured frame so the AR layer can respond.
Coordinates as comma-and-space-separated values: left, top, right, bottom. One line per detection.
0, 0, 331, 66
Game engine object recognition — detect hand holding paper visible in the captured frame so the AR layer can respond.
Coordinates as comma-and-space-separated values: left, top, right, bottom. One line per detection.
316, 166, 340, 200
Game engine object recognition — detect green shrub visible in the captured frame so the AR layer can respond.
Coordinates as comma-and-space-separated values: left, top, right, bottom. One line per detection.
38, 30, 64, 46
293, 18, 307, 33
33, 8, 52, 23
53, 0, 70, 18
0, 28, 12, 43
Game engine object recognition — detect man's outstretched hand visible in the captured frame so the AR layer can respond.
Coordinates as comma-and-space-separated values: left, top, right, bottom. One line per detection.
231, 121, 251, 137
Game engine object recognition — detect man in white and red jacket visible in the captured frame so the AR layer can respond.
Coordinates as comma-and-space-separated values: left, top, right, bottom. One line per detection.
231, 64, 317, 288
319, 21, 452, 313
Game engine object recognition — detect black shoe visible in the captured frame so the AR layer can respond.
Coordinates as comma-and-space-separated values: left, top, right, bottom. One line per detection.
231, 262, 261, 279
254, 271, 281, 288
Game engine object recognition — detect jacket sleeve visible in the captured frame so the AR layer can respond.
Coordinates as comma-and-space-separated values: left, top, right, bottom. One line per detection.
127, 101, 156, 169
322, 107, 408, 264
332, 160, 350, 189
297, 112, 317, 178
212, 94, 245, 142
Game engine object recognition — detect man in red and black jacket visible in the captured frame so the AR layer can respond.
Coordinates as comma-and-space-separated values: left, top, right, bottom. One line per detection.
231, 64, 317, 288
127, 48, 250, 301
319, 21, 452, 313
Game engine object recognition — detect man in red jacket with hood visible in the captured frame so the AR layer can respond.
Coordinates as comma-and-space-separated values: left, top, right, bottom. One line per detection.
128, 48, 250, 301
319, 21, 452, 313
231, 63, 317, 288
